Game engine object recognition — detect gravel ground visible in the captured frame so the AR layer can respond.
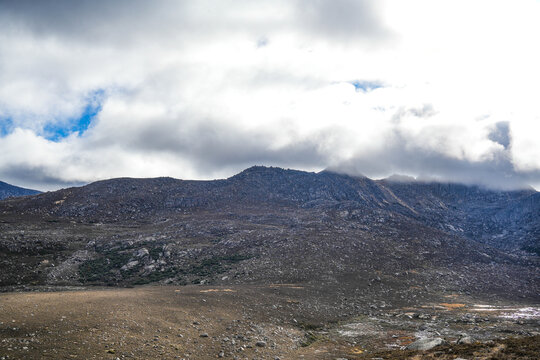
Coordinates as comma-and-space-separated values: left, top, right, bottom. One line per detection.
1, 285, 538, 359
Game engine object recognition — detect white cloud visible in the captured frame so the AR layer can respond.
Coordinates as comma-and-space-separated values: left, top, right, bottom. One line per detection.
0, 0, 539, 190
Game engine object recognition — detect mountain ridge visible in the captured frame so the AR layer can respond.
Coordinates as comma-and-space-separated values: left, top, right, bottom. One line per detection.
2, 166, 536, 251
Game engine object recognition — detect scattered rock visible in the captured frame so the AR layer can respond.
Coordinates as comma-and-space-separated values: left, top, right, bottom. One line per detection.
406, 337, 445, 350
457, 336, 473, 344
136, 248, 149, 258
120, 260, 139, 271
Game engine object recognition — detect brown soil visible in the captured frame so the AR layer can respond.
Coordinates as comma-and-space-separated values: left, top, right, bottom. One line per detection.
439, 303, 466, 310
0, 285, 538, 359
0, 285, 310, 359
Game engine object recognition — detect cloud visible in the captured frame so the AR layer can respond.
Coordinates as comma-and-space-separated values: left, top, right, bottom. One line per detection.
330, 122, 540, 190
488, 121, 510, 150
0, 0, 539, 191
294, 0, 392, 42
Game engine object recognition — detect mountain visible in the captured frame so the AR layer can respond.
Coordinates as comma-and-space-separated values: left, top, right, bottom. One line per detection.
0, 166, 538, 306
4, 166, 536, 250
0, 180, 40, 200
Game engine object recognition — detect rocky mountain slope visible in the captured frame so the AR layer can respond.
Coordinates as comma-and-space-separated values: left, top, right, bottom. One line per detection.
0, 166, 538, 307
378, 178, 539, 252
0, 180, 40, 200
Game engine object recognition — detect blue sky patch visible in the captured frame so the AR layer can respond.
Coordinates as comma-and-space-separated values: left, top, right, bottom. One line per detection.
0, 117, 13, 137
350, 80, 383, 92
44, 89, 104, 141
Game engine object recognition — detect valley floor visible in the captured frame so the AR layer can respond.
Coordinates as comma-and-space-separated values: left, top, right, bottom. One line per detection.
0, 285, 539, 359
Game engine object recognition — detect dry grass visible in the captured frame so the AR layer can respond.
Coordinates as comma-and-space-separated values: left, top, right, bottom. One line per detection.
439, 303, 466, 310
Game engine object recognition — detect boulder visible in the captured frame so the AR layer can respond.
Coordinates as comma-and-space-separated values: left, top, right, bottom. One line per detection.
136, 248, 149, 258
406, 337, 445, 350
457, 336, 473, 344
120, 260, 139, 271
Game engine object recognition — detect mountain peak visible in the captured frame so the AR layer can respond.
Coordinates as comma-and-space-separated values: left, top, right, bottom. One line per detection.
237, 165, 282, 174
384, 174, 417, 183
320, 166, 368, 179
231, 165, 312, 179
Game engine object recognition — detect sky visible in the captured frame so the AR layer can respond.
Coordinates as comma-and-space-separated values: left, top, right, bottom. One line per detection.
0, 0, 539, 191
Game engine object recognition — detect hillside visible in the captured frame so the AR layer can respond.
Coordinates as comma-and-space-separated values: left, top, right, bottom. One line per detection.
0, 180, 40, 200
0, 166, 537, 302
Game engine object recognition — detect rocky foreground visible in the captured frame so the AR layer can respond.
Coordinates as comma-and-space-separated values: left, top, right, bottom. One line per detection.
0, 286, 539, 359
